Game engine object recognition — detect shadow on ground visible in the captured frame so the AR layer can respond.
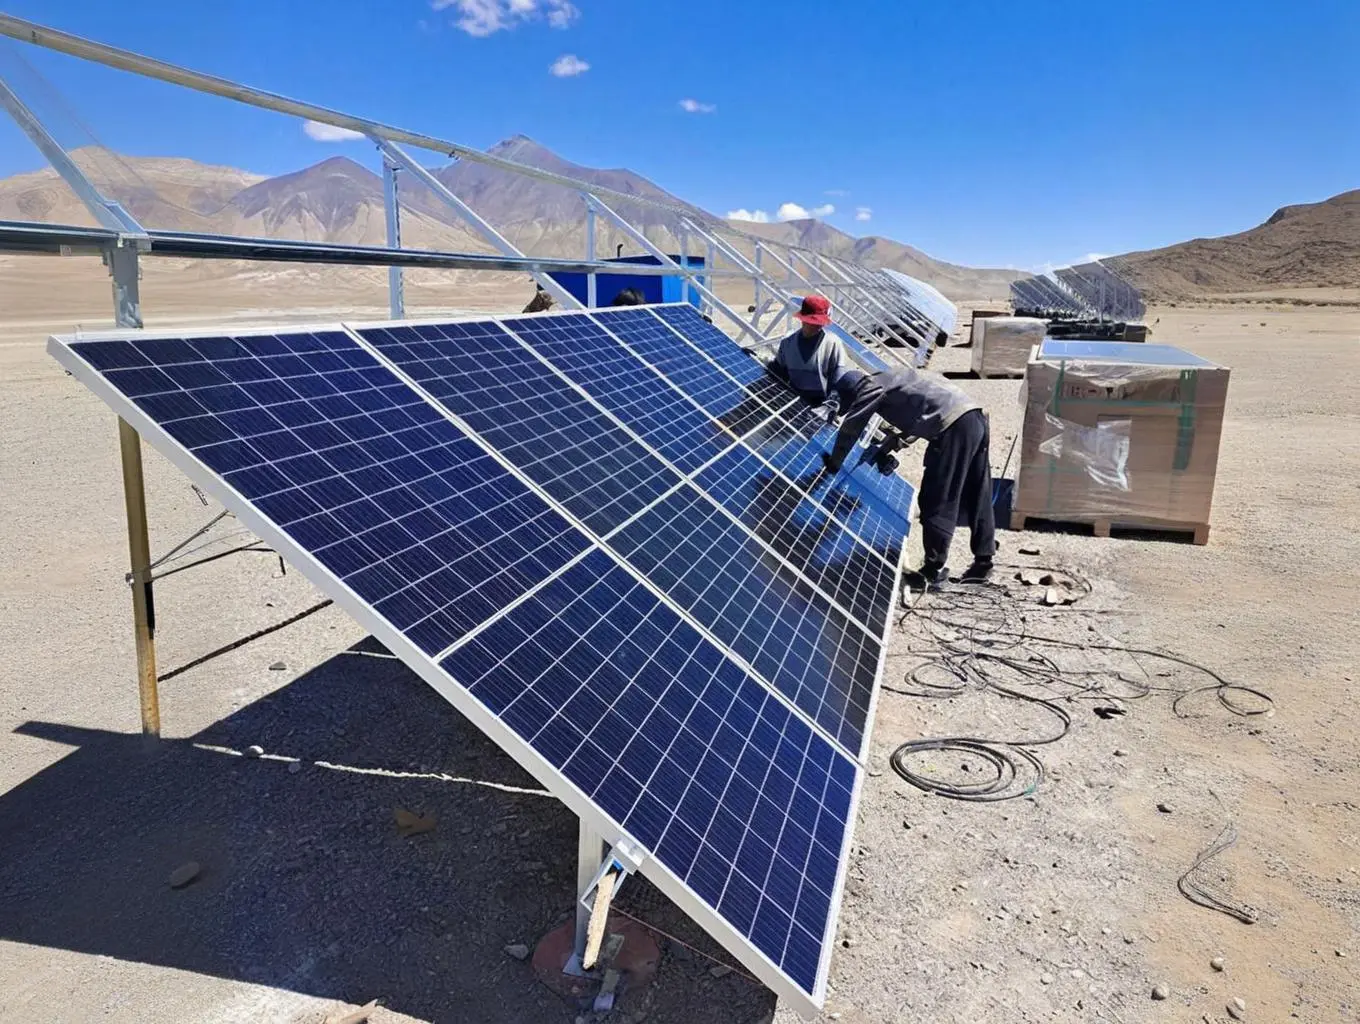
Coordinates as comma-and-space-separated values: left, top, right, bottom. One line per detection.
0, 637, 774, 1024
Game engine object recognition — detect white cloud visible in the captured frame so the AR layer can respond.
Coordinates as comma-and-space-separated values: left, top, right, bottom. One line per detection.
303, 120, 365, 142
825, 188, 850, 197
727, 208, 770, 223
679, 98, 716, 114
854, 206, 872, 222
549, 54, 590, 76
777, 202, 834, 221
432, 0, 579, 36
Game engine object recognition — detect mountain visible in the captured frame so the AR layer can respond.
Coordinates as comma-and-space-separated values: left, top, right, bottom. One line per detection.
1107, 190, 1360, 299
1, 138, 1017, 303
733, 218, 1024, 302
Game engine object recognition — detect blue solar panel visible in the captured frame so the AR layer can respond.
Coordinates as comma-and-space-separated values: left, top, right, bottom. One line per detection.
441, 548, 853, 993
1039, 339, 1214, 367
52, 306, 909, 1014
742, 404, 912, 560
500, 313, 736, 474
69, 329, 590, 658
623, 307, 910, 560
595, 307, 795, 437
651, 303, 773, 385
607, 486, 879, 753
357, 320, 674, 535
693, 445, 898, 637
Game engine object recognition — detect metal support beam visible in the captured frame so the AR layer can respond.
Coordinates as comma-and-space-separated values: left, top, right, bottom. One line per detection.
371, 136, 582, 310
382, 157, 405, 319
106, 243, 143, 329
118, 418, 159, 738
587, 196, 767, 345
573, 820, 605, 962
679, 227, 689, 306
585, 204, 597, 308
0, 72, 148, 240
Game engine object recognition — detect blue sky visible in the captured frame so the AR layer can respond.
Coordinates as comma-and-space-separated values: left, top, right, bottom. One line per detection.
1, 0, 1356, 269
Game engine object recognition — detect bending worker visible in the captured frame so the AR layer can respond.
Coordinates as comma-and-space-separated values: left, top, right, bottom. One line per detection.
822, 368, 995, 586
765, 295, 846, 418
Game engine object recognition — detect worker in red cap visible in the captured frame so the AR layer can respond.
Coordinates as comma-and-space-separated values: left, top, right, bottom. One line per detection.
764, 295, 847, 420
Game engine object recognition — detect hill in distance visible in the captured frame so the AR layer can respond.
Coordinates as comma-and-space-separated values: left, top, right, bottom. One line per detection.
1108, 190, 1360, 301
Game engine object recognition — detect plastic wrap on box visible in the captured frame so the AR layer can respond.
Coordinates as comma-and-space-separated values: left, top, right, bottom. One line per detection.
971, 317, 1048, 377
1014, 350, 1229, 527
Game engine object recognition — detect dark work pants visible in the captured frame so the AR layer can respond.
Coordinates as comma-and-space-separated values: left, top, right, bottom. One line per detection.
918, 409, 996, 568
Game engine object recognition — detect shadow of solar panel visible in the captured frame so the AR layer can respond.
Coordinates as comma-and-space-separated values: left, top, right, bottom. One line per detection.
608, 486, 879, 754
358, 320, 675, 535
441, 548, 854, 996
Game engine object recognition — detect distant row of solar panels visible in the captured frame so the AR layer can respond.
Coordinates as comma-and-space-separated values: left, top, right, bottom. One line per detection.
49, 302, 912, 1016
1010, 261, 1144, 322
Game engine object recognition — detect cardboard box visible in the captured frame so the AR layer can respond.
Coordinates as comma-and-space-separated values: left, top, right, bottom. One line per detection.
965, 309, 1008, 348
970, 317, 1048, 377
1013, 341, 1229, 534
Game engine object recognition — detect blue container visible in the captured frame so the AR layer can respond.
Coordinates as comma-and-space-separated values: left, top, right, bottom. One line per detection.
551, 255, 706, 308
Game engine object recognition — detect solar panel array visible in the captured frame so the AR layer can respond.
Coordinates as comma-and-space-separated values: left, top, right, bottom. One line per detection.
1055, 261, 1146, 322
1009, 273, 1092, 318
50, 302, 912, 1016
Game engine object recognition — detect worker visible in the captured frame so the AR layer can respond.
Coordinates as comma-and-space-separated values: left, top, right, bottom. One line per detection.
765, 295, 847, 419
822, 368, 995, 586
522, 283, 555, 314
610, 287, 647, 306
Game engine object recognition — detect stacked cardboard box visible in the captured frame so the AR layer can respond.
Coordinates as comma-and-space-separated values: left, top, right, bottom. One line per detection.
1011, 342, 1229, 544
970, 317, 1048, 377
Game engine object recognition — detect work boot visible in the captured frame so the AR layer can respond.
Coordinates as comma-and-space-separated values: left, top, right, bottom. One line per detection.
957, 558, 994, 584
903, 562, 948, 591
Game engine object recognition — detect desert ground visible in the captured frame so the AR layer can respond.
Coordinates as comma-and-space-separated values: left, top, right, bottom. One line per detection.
0, 255, 1357, 1024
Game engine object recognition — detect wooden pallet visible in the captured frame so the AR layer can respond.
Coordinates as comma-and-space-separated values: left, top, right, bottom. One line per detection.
1008, 508, 1210, 546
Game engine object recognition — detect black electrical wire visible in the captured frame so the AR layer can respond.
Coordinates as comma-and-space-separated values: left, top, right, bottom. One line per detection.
885, 568, 1273, 802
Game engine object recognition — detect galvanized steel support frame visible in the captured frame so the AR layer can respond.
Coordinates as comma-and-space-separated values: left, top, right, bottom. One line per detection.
382, 156, 405, 319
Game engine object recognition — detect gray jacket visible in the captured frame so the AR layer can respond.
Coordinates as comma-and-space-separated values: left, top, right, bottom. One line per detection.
829, 368, 982, 466
767, 328, 847, 406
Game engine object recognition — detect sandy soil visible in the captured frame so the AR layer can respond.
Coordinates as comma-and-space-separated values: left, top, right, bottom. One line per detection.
1, 256, 1357, 1024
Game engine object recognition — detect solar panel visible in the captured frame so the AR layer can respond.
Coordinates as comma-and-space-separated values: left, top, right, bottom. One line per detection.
617, 307, 913, 562
1039, 339, 1213, 366
1054, 262, 1146, 322
1010, 274, 1090, 317
356, 313, 887, 755
51, 304, 911, 1015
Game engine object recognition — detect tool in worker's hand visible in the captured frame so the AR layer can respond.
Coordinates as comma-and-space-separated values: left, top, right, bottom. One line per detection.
858, 428, 909, 476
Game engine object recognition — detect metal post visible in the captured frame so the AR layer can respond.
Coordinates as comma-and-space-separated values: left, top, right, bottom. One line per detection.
574, 819, 605, 961
753, 244, 763, 327
382, 156, 405, 319
586, 204, 597, 308
118, 418, 159, 737
705, 240, 715, 319
679, 226, 690, 306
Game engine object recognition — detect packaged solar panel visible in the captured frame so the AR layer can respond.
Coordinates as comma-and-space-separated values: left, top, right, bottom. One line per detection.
1012, 341, 1229, 543
971, 316, 1048, 377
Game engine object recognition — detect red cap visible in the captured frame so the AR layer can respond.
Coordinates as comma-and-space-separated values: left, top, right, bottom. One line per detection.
795, 294, 832, 326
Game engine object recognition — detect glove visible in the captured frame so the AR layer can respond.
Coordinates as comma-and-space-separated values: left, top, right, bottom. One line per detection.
820, 452, 842, 474
814, 403, 839, 426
